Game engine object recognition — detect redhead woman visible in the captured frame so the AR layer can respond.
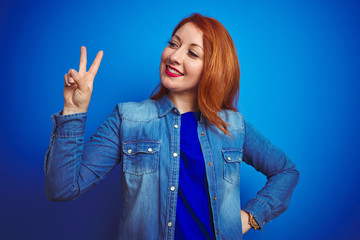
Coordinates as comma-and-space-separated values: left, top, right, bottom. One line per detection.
45, 13, 299, 240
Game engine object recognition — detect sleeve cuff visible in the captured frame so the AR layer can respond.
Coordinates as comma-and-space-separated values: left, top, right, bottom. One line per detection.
242, 197, 271, 231
50, 111, 87, 137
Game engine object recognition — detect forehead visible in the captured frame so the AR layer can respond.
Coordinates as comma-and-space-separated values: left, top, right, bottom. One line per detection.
173, 22, 203, 47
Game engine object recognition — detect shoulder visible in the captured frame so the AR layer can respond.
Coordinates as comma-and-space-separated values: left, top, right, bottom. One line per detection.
218, 109, 245, 131
116, 99, 159, 122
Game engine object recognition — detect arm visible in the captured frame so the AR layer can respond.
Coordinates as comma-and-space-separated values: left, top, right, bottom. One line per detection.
44, 46, 116, 201
241, 120, 300, 230
44, 106, 121, 201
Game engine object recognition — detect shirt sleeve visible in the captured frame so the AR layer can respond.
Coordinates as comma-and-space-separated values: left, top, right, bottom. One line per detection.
44, 106, 122, 201
241, 120, 300, 230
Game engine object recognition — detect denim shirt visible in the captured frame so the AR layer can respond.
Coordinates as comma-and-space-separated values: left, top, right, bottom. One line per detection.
44, 94, 299, 240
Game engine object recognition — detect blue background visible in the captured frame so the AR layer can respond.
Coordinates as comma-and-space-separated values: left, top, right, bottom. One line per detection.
1, 0, 359, 239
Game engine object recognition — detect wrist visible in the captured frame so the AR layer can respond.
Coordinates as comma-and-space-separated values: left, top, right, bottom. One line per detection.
62, 106, 87, 115
246, 212, 261, 230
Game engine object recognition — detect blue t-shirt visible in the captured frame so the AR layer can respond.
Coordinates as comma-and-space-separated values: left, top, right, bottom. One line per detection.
174, 112, 216, 240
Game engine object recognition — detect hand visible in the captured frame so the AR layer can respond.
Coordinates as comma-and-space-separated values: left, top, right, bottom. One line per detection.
241, 210, 252, 234
62, 46, 103, 115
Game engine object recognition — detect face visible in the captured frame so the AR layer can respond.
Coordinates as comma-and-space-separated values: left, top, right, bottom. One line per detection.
160, 22, 204, 97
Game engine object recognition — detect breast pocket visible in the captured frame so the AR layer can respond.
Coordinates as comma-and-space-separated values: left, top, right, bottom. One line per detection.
122, 140, 160, 176
221, 148, 242, 184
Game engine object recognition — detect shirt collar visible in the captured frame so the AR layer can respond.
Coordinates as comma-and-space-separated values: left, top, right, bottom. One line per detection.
156, 94, 180, 117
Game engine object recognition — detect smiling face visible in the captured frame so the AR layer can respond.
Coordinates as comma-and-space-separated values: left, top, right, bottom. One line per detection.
160, 22, 204, 98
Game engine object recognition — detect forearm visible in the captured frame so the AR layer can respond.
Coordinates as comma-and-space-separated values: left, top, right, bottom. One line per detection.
44, 108, 122, 201
44, 111, 88, 201
242, 165, 299, 229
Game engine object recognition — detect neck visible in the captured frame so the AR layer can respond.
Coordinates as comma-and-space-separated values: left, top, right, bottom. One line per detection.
167, 92, 199, 114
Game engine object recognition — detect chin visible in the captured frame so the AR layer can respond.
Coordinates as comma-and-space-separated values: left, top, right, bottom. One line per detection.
160, 80, 173, 92
160, 74, 173, 88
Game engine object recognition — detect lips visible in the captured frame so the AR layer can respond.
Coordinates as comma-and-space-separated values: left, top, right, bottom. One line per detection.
165, 65, 184, 77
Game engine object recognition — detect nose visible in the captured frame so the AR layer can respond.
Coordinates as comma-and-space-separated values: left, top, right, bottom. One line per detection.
169, 48, 184, 65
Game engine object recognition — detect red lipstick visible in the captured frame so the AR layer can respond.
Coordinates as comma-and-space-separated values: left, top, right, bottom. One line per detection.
165, 65, 183, 77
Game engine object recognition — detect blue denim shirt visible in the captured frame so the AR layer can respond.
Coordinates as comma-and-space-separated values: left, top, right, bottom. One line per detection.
44, 94, 299, 240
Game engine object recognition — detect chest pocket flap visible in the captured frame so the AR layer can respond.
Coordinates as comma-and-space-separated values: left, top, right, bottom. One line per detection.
122, 141, 160, 176
221, 148, 242, 184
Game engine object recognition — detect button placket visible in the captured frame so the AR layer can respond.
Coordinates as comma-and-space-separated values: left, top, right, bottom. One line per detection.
165, 115, 181, 239
197, 123, 221, 238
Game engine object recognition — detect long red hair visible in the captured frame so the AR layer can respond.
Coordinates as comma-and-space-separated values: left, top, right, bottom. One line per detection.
151, 13, 240, 135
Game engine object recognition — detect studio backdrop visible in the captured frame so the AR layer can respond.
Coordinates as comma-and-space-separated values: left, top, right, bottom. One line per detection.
0, 0, 359, 239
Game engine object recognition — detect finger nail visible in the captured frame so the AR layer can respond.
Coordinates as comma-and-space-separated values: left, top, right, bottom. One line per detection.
67, 83, 71, 86
69, 79, 74, 83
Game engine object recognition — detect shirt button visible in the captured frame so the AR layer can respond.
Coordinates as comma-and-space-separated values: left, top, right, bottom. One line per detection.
170, 186, 175, 191
174, 124, 179, 129
147, 148, 153, 152
127, 149, 132, 154
208, 162, 213, 166
168, 222, 172, 227
239, 157, 242, 161
201, 132, 205, 136
217, 230, 220, 234
173, 153, 178, 157
174, 109, 178, 113
213, 196, 216, 200
227, 157, 231, 161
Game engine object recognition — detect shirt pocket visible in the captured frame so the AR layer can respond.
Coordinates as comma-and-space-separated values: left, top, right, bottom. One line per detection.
221, 148, 243, 184
122, 140, 160, 176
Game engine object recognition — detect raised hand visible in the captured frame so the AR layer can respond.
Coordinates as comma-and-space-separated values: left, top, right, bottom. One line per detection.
62, 46, 103, 115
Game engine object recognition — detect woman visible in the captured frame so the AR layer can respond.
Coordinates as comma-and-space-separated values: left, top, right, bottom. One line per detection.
45, 13, 299, 239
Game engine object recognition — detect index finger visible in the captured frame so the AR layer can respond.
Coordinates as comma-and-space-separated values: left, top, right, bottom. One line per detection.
79, 46, 87, 74
88, 50, 104, 76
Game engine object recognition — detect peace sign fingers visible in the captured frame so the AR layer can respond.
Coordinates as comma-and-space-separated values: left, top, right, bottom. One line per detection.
62, 46, 104, 115
79, 46, 87, 75
89, 50, 104, 77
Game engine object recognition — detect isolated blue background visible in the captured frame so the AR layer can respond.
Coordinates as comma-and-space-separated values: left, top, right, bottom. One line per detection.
1, 0, 359, 239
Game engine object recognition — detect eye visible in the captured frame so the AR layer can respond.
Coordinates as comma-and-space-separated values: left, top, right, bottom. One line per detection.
168, 41, 177, 48
188, 50, 199, 58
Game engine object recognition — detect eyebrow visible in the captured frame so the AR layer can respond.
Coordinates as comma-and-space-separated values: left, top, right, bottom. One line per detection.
173, 35, 203, 51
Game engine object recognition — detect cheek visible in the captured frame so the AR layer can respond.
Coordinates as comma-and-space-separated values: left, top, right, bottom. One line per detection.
188, 62, 203, 77
161, 48, 170, 62
160, 51, 167, 72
